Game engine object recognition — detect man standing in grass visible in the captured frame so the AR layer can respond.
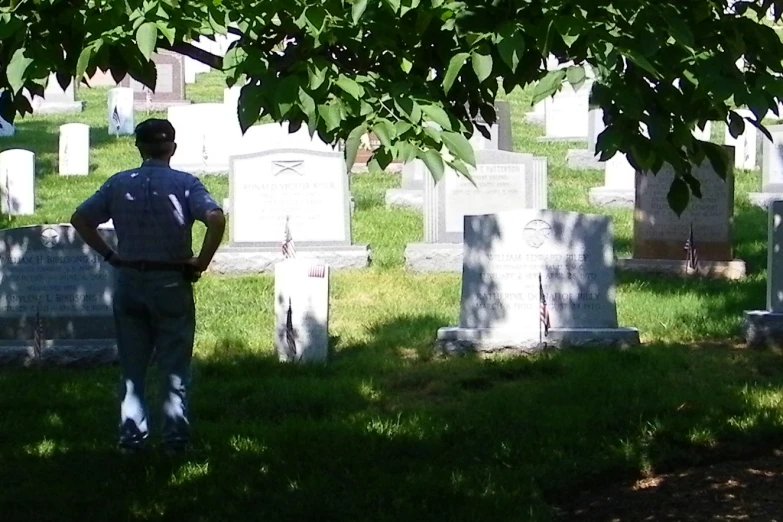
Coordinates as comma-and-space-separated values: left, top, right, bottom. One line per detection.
70, 118, 226, 454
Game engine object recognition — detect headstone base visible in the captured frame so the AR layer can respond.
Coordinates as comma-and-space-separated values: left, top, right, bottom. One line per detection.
385, 189, 423, 210
34, 101, 84, 115
210, 245, 370, 274
588, 186, 635, 208
405, 243, 462, 272
744, 311, 783, 349
747, 192, 783, 209
0, 340, 117, 367
133, 101, 192, 111
566, 149, 603, 170
437, 327, 641, 354
616, 258, 747, 280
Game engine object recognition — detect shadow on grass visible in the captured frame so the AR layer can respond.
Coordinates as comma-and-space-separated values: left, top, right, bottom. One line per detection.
2, 317, 783, 521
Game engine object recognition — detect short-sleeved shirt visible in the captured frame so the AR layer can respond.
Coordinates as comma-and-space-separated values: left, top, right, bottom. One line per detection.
76, 159, 222, 262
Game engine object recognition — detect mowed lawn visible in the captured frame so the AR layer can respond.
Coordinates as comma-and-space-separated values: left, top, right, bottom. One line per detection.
0, 73, 782, 521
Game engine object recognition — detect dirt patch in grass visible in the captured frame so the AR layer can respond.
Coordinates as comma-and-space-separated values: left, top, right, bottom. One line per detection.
555, 450, 783, 521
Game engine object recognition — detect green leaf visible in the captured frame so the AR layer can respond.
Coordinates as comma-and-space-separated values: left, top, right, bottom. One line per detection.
449, 158, 474, 182
318, 102, 342, 131
419, 147, 445, 182
155, 21, 176, 45
625, 50, 661, 78
443, 52, 469, 94
76, 45, 94, 81
531, 69, 567, 105
703, 142, 730, 181
373, 119, 396, 148
497, 30, 524, 72
383, 0, 400, 13
345, 124, 366, 172
661, 10, 695, 48
222, 46, 246, 74
6, 48, 33, 94
667, 176, 690, 217
471, 50, 493, 83
727, 111, 746, 139
308, 62, 327, 90
237, 86, 263, 134
421, 104, 452, 130
136, 22, 158, 61
441, 131, 476, 167
566, 66, 586, 91
352, 0, 368, 24
335, 75, 365, 99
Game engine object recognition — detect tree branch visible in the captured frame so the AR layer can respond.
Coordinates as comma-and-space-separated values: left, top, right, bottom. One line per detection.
160, 41, 223, 70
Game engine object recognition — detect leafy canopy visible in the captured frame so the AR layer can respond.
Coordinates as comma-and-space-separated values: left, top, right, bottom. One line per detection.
2, 0, 783, 214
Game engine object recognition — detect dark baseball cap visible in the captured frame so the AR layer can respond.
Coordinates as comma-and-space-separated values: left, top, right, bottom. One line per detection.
134, 118, 176, 144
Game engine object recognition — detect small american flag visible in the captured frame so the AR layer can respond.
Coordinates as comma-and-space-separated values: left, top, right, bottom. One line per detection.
308, 264, 326, 278
539, 273, 551, 337
684, 223, 699, 272
282, 216, 296, 259
111, 105, 121, 133
284, 297, 297, 361
33, 304, 44, 357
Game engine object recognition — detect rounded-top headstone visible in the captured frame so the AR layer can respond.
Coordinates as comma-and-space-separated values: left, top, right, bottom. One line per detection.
107, 87, 135, 136
59, 123, 90, 176
0, 149, 35, 216
0, 115, 15, 138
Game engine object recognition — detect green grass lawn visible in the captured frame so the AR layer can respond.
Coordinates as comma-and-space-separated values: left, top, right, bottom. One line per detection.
0, 73, 781, 521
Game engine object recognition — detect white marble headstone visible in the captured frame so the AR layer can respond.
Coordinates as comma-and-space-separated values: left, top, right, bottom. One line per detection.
693, 122, 712, 141
274, 258, 330, 363
231, 122, 335, 157
168, 103, 242, 173
762, 125, 783, 191
724, 110, 758, 171
544, 83, 592, 140
0, 149, 35, 216
605, 152, 636, 190
107, 88, 135, 136
229, 148, 351, 245
59, 123, 90, 176
424, 150, 548, 243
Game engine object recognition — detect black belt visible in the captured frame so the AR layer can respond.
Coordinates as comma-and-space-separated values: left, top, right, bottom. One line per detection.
117, 260, 188, 272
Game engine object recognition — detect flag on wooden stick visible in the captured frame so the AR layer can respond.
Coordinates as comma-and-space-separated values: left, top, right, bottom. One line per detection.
282, 216, 296, 259
33, 303, 44, 357
539, 273, 551, 338
684, 223, 699, 272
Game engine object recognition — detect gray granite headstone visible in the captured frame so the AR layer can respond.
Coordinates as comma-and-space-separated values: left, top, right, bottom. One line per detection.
436, 209, 640, 353
744, 200, 783, 347
0, 225, 118, 366
120, 51, 189, 110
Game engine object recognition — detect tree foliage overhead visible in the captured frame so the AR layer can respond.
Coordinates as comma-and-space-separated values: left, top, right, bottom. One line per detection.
2, 0, 783, 213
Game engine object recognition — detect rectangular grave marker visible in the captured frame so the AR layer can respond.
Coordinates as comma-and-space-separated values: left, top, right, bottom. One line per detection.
120, 51, 189, 110
634, 153, 735, 261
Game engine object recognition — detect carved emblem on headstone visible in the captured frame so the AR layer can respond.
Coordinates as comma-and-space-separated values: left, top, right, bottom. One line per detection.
523, 220, 552, 249
40, 227, 60, 248
273, 161, 304, 176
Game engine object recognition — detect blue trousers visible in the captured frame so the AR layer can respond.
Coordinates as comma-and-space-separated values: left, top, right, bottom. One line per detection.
113, 267, 195, 448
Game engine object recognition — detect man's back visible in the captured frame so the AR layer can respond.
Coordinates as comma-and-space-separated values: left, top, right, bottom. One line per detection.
76, 159, 220, 263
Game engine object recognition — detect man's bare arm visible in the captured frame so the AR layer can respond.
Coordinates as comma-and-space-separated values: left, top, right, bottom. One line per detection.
192, 209, 226, 271
70, 211, 114, 259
